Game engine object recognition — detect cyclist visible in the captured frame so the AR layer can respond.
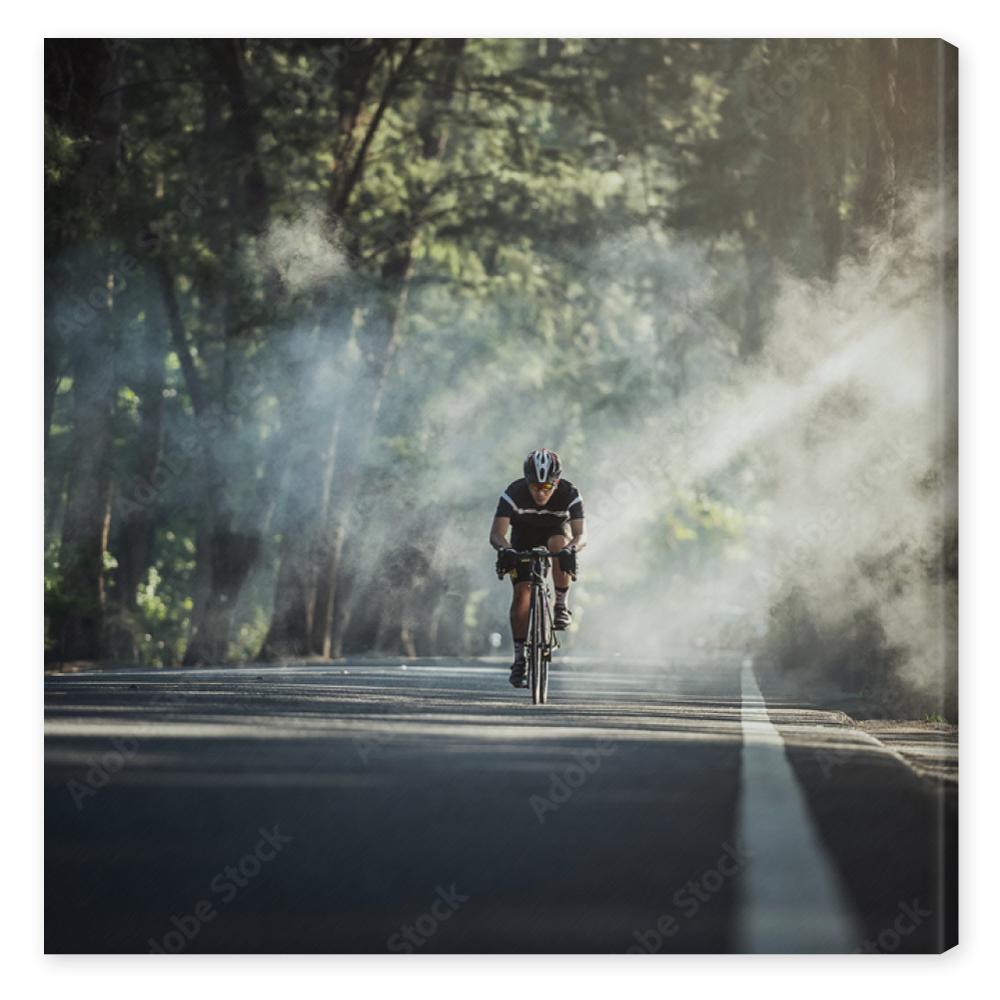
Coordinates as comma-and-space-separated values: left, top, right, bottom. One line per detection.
490, 448, 587, 687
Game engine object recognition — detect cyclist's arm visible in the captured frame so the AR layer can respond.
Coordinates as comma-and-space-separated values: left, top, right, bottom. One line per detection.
568, 518, 587, 552
490, 516, 512, 551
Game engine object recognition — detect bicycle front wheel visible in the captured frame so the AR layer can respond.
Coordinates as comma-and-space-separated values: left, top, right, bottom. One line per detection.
538, 591, 550, 704
530, 584, 544, 705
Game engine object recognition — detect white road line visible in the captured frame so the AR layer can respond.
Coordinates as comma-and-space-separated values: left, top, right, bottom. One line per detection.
736, 658, 859, 953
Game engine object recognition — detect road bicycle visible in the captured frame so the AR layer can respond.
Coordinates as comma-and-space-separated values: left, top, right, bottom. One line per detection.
499, 547, 575, 705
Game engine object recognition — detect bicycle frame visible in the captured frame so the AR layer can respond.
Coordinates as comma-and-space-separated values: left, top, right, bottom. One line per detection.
511, 548, 565, 705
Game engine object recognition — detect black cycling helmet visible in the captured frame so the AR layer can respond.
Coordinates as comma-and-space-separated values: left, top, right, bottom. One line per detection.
523, 448, 562, 484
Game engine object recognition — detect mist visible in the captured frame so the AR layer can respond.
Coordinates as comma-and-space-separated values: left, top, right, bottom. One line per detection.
207, 187, 955, 723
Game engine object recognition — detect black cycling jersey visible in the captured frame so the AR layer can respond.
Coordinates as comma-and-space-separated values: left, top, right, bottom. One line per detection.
494, 478, 585, 549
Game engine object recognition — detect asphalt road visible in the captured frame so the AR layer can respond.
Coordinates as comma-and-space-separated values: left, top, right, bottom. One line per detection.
44, 654, 957, 953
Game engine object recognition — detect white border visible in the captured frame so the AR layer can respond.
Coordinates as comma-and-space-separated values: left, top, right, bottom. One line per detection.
13, 2, 998, 994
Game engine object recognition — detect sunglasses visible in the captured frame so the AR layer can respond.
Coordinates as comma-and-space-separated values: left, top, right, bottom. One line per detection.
532, 481, 557, 492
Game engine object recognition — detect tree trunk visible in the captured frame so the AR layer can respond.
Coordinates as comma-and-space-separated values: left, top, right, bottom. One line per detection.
258, 353, 343, 661
816, 43, 846, 280
183, 529, 262, 664
44, 281, 63, 448
312, 258, 413, 658
50, 42, 125, 663
858, 39, 899, 237
56, 343, 116, 661
44, 269, 68, 533
109, 275, 167, 659
183, 42, 273, 664
372, 520, 441, 655
740, 230, 773, 360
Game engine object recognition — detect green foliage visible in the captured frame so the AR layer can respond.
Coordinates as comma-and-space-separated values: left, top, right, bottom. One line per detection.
132, 559, 194, 666
228, 605, 271, 664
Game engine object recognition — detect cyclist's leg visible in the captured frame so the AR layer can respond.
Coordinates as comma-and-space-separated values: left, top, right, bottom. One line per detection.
547, 531, 571, 586
547, 531, 573, 627
510, 580, 531, 643
508, 579, 531, 685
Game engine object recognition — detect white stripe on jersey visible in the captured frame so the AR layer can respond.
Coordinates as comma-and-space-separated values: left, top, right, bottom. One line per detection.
498, 489, 583, 519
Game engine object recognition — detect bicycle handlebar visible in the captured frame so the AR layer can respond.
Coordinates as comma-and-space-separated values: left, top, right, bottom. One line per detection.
495, 546, 578, 580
